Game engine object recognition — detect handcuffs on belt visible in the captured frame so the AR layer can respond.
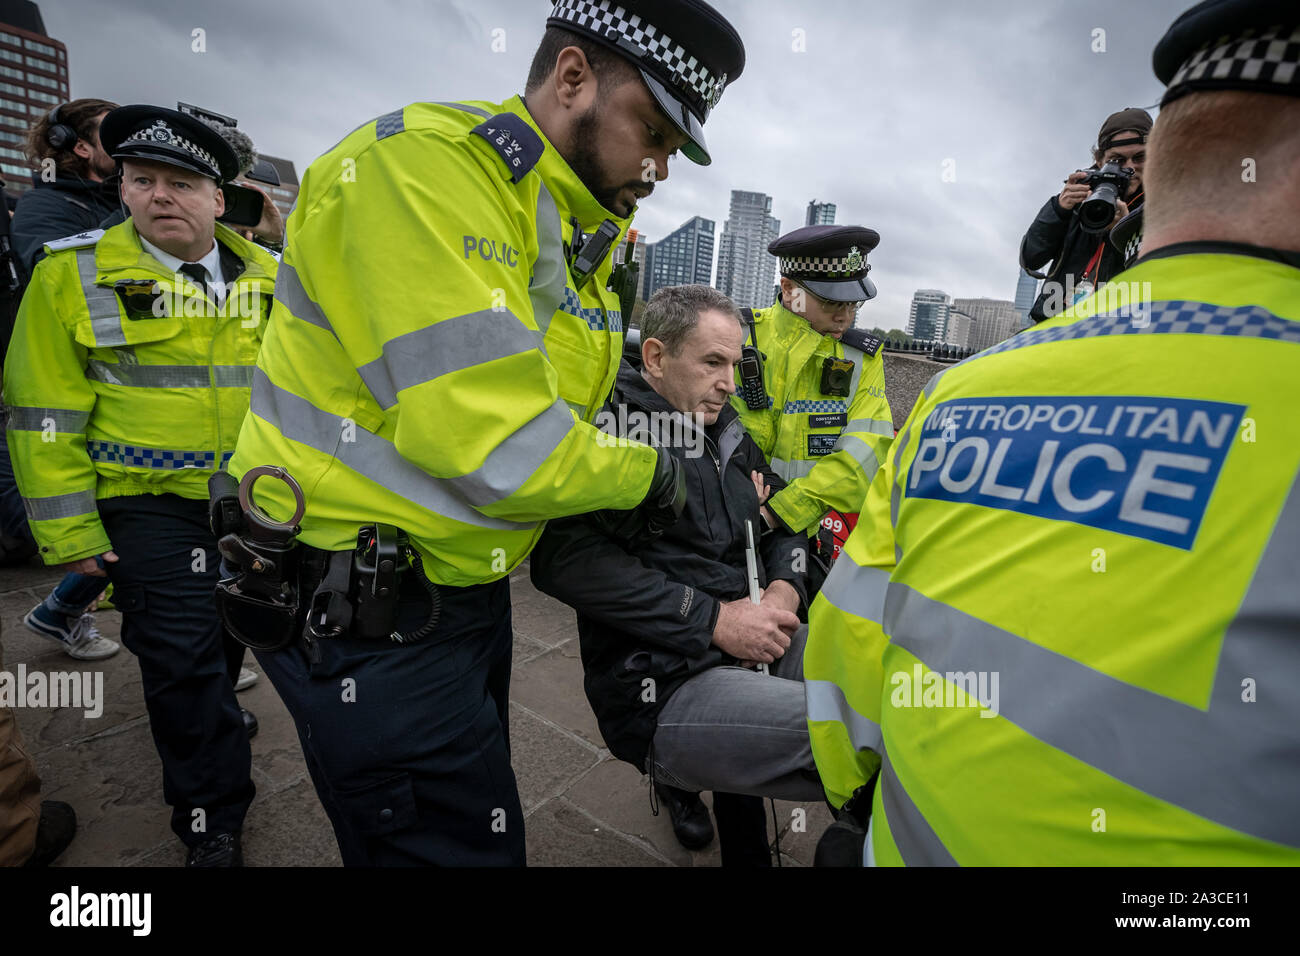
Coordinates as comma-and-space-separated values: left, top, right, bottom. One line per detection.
210, 467, 439, 654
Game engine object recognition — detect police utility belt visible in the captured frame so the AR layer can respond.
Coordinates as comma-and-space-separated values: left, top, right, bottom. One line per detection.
208, 468, 441, 657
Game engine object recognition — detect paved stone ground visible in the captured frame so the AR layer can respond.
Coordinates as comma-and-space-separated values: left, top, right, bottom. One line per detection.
1, 558, 832, 867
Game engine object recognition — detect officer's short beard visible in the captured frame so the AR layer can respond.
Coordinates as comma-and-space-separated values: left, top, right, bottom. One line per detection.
568, 101, 641, 218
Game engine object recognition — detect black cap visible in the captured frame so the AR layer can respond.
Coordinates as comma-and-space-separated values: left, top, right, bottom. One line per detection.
769, 225, 881, 303
546, 0, 745, 166
99, 105, 239, 183
1154, 0, 1300, 106
1097, 107, 1153, 151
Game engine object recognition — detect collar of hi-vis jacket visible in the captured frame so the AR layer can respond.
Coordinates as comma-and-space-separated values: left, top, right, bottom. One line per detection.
757, 296, 839, 371
501, 94, 636, 238
93, 218, 276, 288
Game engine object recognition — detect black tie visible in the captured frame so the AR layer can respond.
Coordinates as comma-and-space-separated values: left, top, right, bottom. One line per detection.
179, 262, 212, 302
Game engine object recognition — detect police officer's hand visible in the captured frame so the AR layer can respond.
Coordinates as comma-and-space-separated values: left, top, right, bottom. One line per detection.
750, 470, 771, 505
712, 597, 799, 664
640, 446, 686, 537
60, 550, 118, 576
587, 448, 685, 543
1058, 170, 1091, 210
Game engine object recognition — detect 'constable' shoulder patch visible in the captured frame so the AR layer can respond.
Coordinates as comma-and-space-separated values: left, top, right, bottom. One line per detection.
840, 327, 882, 357
44, 229, 104, 254
471, 114, 543, 184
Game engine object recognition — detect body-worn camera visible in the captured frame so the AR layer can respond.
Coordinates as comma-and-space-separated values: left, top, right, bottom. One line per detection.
820, 357, 854, 397
1078, 160, 1135, 233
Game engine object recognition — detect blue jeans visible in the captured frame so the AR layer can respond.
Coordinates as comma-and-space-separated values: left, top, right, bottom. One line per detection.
1, 415, 104, 617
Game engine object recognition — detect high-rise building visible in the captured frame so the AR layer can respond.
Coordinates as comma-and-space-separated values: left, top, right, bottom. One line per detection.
0, 1, 69, 195
907, 289, 950, 342
953, 297, 1022, 352
1014, 268, 1038, 329
643, 215, 713, 299
716, 190, 779, 309
805, 200, 836, 226
945, 308, 972, 348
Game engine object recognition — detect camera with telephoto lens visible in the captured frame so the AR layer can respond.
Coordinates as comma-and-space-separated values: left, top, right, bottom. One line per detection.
1077, 160, 1135, 234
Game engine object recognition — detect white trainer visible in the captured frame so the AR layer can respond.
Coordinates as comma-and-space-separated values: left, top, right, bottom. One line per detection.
62, 613, 121, 661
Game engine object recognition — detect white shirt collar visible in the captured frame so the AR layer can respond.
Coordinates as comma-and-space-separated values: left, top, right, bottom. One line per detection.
138, 234, 226, 306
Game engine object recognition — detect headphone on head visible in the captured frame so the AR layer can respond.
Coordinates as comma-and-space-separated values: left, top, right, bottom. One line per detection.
45, 104, 79, 151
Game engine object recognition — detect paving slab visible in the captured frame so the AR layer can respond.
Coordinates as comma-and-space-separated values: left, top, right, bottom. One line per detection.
562, 754, 722, 867
524, 796, 670, 867
508, 701, 602, 815
509, 638, 605, 749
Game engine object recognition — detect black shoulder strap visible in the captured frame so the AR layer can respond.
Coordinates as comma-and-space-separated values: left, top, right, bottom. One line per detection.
741, 307, 758, 347
471, 114, 544, 184
840, 326, 882, 357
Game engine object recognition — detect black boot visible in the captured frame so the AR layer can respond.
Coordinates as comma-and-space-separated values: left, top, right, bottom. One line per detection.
22, 801, 76, 867
186, 832, 243, 867
654, 783, 714, 850
241, 708, 258, 739
713, 792, 772, 867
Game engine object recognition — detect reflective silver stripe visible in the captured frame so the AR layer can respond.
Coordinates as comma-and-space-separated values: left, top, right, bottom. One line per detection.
844, 417, 894, 437
819, 548, 890, 623
22, 489, 98, 521
249, 370, 530, 532
883, 550, 1300, 847
213, 366, 255, 387
806, 679, 883, 753
529, 182, 566, 343
76, 247, 127, 347
435, 101, 491, 118
889, 421, 913, 564
276, 262, 335, 336
772, 457, 817, 481
831, 433, 883, 474
357, 309, 541, 410
449, 398, 574, 507
5, 406, 89, 432
879, 755, 958, 866
843, 342, 865, 399
86, 361, 249, 388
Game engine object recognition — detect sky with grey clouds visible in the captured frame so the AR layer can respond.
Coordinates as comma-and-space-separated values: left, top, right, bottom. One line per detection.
45, 0, 1188, 328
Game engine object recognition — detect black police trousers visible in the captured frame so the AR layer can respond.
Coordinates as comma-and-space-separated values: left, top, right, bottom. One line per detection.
99, 493, 255, 846
255, 572, 526, 866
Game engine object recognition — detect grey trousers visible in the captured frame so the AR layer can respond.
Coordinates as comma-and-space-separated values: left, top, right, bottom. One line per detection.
649, 625, 823, 802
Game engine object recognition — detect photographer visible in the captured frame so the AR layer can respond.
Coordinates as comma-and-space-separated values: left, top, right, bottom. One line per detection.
1020, 107, 1151, 321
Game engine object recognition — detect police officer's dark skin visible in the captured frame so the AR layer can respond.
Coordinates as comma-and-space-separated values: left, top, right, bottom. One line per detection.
525, 46, 690, 218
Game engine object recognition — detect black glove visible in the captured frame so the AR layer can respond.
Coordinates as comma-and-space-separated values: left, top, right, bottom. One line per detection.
587, 446, 686, 543
641, 445, 686, 536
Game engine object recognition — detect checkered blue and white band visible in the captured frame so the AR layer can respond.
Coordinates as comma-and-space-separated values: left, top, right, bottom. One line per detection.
549, 0, 728, 113
780, 254, 867, 277
124, 120, 219, 174
1170, 23, 1300, 95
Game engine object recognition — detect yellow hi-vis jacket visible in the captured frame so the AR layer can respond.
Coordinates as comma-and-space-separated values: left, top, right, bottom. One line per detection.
804, 248, 1300, 865
228, 96, 659, 587
2, 221, 277, 564
732, 298, 893, 534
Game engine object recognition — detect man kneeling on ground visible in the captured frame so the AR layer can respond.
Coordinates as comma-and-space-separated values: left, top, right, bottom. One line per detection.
531, 284, 823, 866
